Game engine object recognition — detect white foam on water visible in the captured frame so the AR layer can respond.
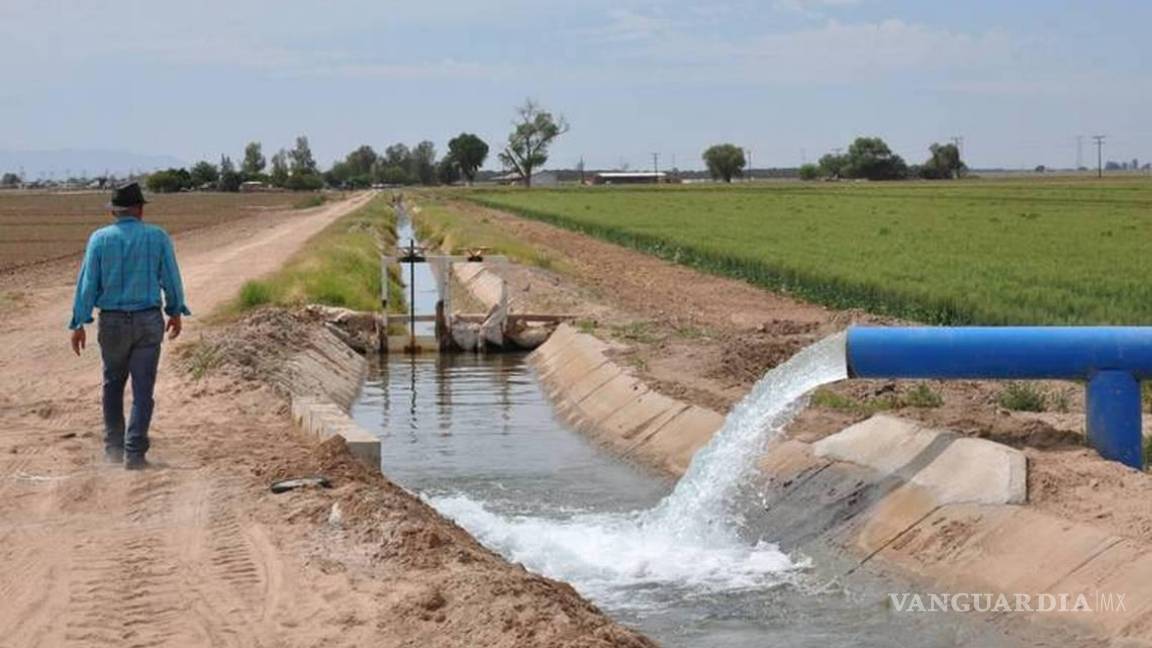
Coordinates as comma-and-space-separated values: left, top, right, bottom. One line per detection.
428, 333, 849, 609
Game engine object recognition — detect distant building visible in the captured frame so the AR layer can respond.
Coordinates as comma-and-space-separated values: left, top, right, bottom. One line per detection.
492, 170, 559, 186
592, 171, 668, 185
240, 180, 270, 192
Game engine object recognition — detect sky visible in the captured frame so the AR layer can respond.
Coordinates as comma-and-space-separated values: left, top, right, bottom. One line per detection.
1, 0, 1150, 172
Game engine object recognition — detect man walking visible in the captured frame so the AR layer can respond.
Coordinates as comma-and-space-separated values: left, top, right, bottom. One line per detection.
69, 182, 190, 470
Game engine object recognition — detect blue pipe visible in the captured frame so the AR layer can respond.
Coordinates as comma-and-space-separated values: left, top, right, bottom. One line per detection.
847, 327, 1152, 469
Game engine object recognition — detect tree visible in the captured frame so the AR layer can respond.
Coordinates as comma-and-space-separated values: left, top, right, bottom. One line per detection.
379, 143, 414, 185
818, 153, 848, 179
289, 136, 318, 176
702, 144, 746, 183
285, 136, 324, 190
217, 156, 242, 192
146, 168, 191, 193
798, 163, 821, 181
242, 142, 266, 178
447, 133, 489, 184
328, 145, 378, 188
412, 140, 437, 185
189, 161, 219, 187
345, 145, 378, 178
270, 149, 290, 187
378, 165, 411, 186
437, 157, 462, 185
285, 173, 324, 191
498, 99, 568, 187
919, 142, 965, 180
0, 172, 21, 187
842, 137, 908, 181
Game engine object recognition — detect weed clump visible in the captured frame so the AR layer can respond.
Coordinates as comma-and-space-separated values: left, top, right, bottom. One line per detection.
998, 381, 1048, 412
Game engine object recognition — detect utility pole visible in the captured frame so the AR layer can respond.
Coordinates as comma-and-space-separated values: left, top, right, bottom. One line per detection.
950, 136, 965, 162
1076, 135, 1084, 170
651, 152, 659, 179
745, 148, 753, 182
1093, 135, 1106, 178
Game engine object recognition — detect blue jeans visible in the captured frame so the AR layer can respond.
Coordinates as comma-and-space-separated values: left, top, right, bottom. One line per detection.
98, 308, 164, 457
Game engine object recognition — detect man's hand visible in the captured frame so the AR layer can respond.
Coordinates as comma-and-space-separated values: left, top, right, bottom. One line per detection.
166, 315, 182, 340
70, 327, 86, 356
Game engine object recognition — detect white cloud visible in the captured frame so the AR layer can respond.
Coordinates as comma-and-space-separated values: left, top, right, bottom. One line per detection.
772, 0, 862, 18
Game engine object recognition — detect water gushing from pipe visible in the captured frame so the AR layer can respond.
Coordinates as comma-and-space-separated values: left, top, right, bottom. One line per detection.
645, 332, 848, 542
430, 333, 849, 607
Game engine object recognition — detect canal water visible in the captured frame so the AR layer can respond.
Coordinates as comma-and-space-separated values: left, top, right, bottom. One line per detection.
350, 352, 1021, 647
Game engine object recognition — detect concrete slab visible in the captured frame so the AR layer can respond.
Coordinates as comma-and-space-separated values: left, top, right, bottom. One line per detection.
572, 374, 649, 435
1038, 539, 1152, 637
640, 406, 725, 474
813, 414, 944, 474
911, 437, 1027, 505
289, 394, 381, 473
853, 483, 940, 555
814, 414, 1027, 506
600, 389, 687, 441
563, 361, 624, 408
539, 343, 611, 399
878, 505, 1119, 594
758, 439, 830, 488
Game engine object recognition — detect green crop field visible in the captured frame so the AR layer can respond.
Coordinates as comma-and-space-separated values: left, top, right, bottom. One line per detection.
464, 179, 1152, 325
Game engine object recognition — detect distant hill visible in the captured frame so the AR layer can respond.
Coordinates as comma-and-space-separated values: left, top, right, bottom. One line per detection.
0, 149, 186, 179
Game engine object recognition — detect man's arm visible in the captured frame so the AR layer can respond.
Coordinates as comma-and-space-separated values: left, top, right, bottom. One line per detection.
158, 232, 191, 339
69, 233, 102, 354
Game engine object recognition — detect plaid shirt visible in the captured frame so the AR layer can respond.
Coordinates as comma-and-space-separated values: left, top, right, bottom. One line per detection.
69, 216, 191, 330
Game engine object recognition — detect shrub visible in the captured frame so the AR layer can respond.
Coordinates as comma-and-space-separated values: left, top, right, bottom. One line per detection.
294, 194, 327, 209
798, 164, 821, 181
998, 382, 1047, 412
904, 383, 944, 408
239, 281, 274, 308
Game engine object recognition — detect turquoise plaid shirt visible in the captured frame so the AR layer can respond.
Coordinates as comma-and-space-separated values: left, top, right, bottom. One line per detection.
69, 216, 191, 330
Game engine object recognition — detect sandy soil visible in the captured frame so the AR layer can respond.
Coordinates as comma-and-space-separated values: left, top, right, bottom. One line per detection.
0, 192, 650, 648
429, 195, 1152, 545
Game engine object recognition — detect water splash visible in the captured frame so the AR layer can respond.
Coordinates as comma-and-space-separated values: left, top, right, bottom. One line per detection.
428, 333, 849, 608
645, 332, 848, 543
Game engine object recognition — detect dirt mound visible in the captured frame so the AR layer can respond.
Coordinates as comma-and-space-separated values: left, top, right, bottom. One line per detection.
176, 307, 316, 387
704, 332, 813, 387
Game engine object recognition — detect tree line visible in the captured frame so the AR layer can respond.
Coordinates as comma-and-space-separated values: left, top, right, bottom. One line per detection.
144, 99, 568, 193
700, 138, 967, 183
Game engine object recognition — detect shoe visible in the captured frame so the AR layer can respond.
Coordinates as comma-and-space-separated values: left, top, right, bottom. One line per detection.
124, 455, 148, 471
105, 447, 124, 464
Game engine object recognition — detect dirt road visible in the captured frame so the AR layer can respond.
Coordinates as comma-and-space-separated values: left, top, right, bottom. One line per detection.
0, 192, 378, 646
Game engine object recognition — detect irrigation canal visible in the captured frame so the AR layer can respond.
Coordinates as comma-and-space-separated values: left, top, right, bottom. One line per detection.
349, 207, 1026, 646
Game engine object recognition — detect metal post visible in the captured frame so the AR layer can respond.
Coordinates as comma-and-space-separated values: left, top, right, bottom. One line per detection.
409, 239, 416, 351
1086, 370, 1143, 468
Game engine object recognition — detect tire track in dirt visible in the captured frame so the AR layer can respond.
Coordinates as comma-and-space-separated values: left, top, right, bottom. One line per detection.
63, 469, 188, 647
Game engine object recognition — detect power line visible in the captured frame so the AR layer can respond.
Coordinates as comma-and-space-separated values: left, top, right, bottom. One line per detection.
1092, 135, 1106, 178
